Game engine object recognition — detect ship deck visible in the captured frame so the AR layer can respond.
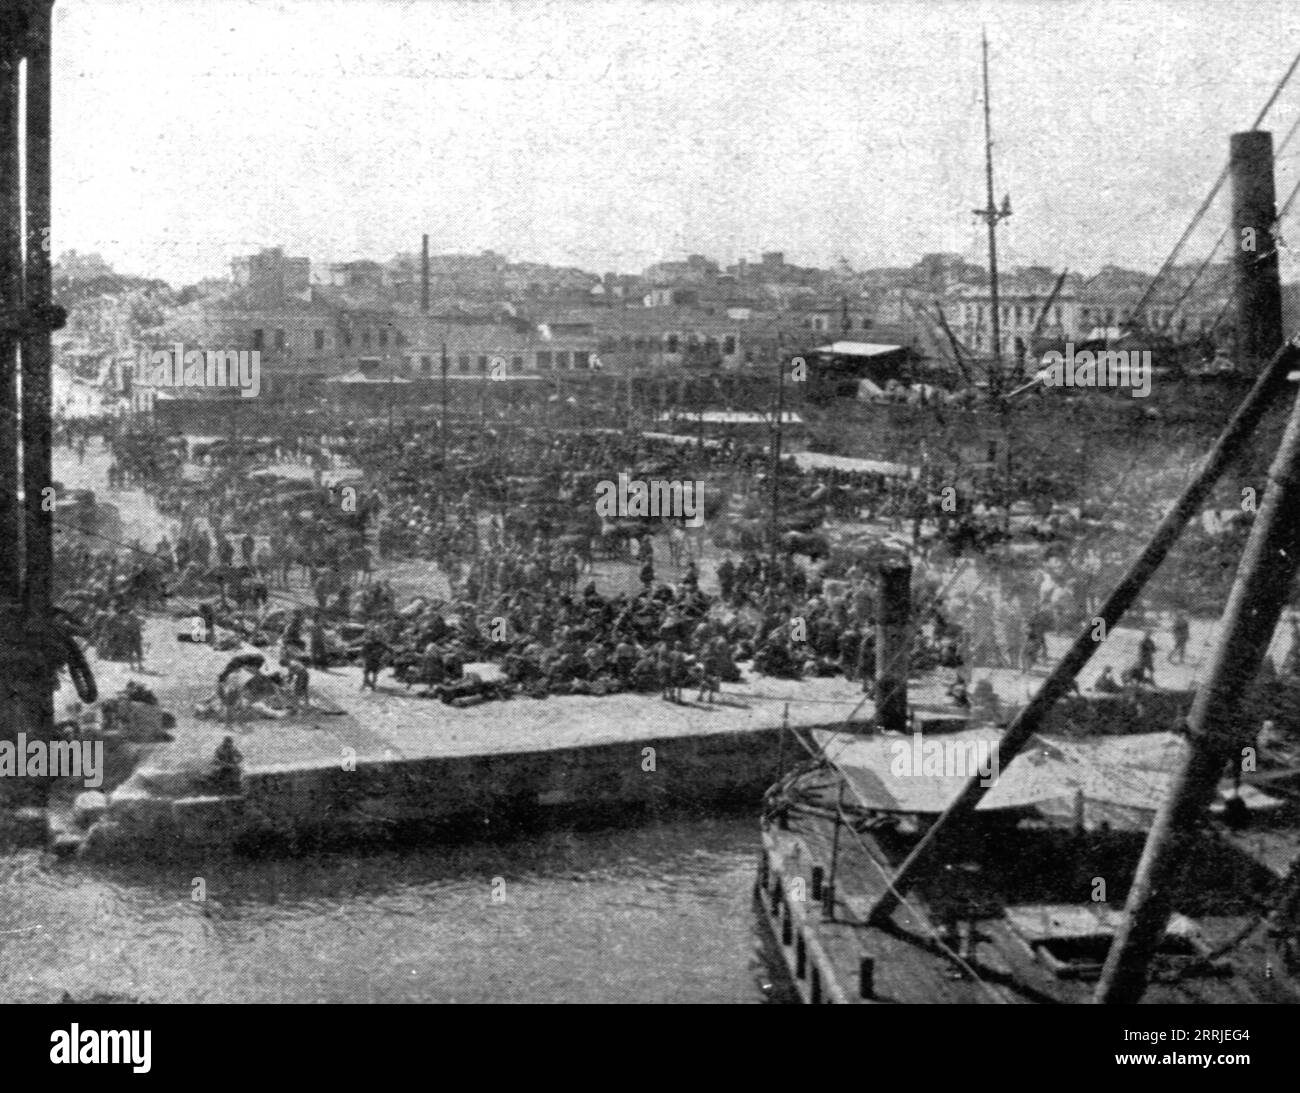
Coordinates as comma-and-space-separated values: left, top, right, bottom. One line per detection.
759, 798, 1300, 1004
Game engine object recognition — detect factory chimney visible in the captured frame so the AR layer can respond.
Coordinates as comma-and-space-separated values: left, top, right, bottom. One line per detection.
421, 233, 430, 314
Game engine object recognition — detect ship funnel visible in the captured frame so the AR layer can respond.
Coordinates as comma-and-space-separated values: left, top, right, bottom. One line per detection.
875, 560, 912, 734
1230, 130, 1284, 371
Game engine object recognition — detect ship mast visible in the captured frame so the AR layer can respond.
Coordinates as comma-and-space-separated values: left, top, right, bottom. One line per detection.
973, 29, 1011, 403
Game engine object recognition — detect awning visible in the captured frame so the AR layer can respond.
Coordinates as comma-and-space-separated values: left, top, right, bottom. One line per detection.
640, 431, 724, 449
789, 450, 917, 479
325, 370, 412, 384
656, 410, 802, 425
813, 341, 905, 357
812, 727, 1186, 815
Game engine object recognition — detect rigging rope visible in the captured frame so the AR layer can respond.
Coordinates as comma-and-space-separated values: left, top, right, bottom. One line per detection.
1135, 49, 1300, 320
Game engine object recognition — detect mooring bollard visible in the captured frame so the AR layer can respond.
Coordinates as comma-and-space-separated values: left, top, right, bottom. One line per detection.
859, 956, 875, 1000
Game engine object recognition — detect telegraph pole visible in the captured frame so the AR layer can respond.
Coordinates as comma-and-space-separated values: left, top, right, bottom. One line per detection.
440, 340, 448, 465
769, 334, 785, 567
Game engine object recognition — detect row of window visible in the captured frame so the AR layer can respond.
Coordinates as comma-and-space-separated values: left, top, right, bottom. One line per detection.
1077, 307, 1119, 328
1075, 307, 1180, 328
594, 334, 739, 355
400, 353, 591, 374
247, 328, 742, 358
964, 303, 1065, 328
971, 333, 1029, 353
396, 351, 610, 373
807, 316, 873, 332
250, 327, 408, 352
406, 354, 515, 374
967, 303, 1208, 331
535, 351, 591, 369
348, 328, 405, 349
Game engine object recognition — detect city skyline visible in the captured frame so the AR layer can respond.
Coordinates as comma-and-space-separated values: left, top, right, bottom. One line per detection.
53, 0, 1300, 286
52, 239, 1245, 294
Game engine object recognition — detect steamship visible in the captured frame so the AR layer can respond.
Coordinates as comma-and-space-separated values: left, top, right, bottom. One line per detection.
753, 46, 1300, 1004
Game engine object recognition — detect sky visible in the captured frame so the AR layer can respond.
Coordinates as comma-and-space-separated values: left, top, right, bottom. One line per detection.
49, 0, 1300, 285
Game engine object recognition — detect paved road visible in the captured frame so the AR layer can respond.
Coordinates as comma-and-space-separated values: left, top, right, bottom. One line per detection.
53, 439, 179, 553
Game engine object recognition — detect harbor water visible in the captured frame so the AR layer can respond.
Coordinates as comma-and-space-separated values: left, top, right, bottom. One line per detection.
24, 442, 792, 1004
0, 816, 783, 1003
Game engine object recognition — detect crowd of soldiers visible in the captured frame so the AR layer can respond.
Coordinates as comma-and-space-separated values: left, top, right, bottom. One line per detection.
45, 418, 917, 707
55, 411, 1255, 718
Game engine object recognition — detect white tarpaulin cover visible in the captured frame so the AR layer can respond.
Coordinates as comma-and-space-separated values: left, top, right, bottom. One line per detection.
813, 341, 905, 357
790, 450, 917, 479
325, 370, 412, 384
812, 727, 1187, 815
656, 410, 802, 425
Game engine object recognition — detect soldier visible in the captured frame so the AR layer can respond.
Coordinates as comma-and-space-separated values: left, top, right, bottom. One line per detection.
282, 654, 309, 710
118, 603, 145, 671
1136, 630, 1157, 685
309, 613, 329, 669
583, 642, 607, 680
210, 736, 243, 794
1021, 609, 1049, 672
1093, 665, 1122, 693
360, 625, 389, 691
693, 657, 719, 704
717, 556, 736, 601
613, 637, 638, 683
654, 642, 672, 701
838, 625, 861, 681
1168, 613, 1190, 664
193, 531, 211, 570
418, 642, 448, 690
704, 635, 738, 686
668, 641, 689, 702
857, 628, 877, 692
